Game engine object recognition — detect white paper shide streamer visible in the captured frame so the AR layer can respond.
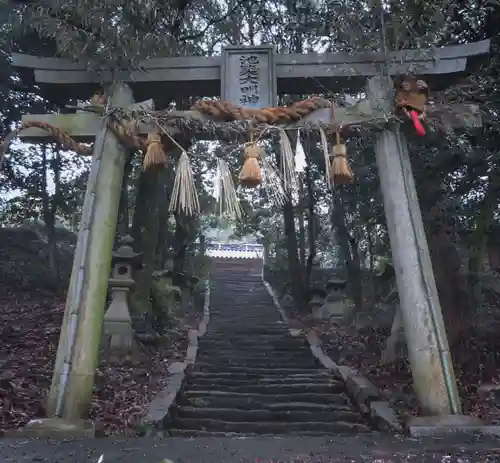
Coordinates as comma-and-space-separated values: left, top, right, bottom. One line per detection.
294, 130, 307, 173
168, 151, 200, 216
319, 127, 333, 188
216, 158, 242, 220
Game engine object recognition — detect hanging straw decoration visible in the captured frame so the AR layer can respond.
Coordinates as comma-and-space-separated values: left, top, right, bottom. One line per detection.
168, 151, 200, 216
261, 150, 287, 207
278, 128, 298, 193
239, 132, 262, 187
143, 132, 167, 170
294, 130, 307, 173
330, 129, 354, 185
319, 127, 332, 188
216, 158, 242, 220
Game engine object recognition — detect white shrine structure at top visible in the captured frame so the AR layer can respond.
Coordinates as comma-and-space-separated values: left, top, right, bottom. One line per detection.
203, 226, 264, 259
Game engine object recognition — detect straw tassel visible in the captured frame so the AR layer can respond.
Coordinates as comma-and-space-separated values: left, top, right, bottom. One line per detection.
239, 136, 262, 188
168, 152, 200, 216
261, 150, 287, 207
143, 132, 167, 170
330, 130, 354, 185
278, 128, 298, 193
216, 158, 242, 220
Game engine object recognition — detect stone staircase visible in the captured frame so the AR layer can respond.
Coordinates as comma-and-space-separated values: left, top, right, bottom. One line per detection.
166, 264, 373, 437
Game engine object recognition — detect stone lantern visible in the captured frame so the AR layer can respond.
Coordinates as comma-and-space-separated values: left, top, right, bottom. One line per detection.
103, 236, 142, 349
309, 287, 326, 320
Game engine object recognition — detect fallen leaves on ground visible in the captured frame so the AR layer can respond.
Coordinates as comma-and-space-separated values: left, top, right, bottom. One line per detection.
319, 320, 500, 424
0, 286, 191, 435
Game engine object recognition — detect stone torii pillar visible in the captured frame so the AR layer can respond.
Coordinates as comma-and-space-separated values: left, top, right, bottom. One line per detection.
46, 83, 134, 429
367, 76, 461, 417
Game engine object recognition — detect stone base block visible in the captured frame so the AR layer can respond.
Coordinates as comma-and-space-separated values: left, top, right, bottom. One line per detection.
102, 320, 135, 350
408, 414, 500, 437
109, 332, 134, 349
4, 418, 95, 438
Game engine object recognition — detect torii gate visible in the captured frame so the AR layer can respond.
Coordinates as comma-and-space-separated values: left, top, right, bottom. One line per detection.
8, 41, 490, 431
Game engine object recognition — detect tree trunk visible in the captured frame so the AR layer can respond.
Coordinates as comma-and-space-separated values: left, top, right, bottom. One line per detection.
156, 168, 174, 269
283, 199, 308, 313
41, 144, 58, 279
129, 168, 166, 319
381, 305, 405, 364
116, 152, 133, 240
366, 224, 375, 307
297, 210, 306, 270
468, 177, 497, 308
427, 204, 475, 345
348, 235, 364, 314
305, 164, 317, 290
331, 192, 351, 269
331, 192, 363, 312
173, 214, 188, 278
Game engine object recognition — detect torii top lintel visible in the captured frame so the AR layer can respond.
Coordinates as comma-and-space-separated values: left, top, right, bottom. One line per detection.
11, 40, 490, 104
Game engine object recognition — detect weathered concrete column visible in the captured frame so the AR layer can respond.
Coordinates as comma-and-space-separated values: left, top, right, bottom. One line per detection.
47, 82, 134, 420
367, 75, 461, 416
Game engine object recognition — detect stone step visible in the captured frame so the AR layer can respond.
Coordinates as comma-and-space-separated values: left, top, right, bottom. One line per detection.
205, 328, 287, 333
195, 352, 313, 361
210, 311, 275, 314
184, 376, 339, 387
209, 299, 272, 303
169, 417, 372, 434
210, 317, 278, 320
172, 406, 364, 423
199, 342, 307, 348
210, 289, 266, 293
207, 328, 288, 335
187, 371, 333, 380
210, 301, 273, 304
193, 366, 325, 374
199, 344, 307, 352
180, 390, 351, 406
178, 394, 352, 410
201, 338, 303, 345
199, 333, 309, 350
200, 337, 304, 344
196, 352, 315, 361
210, 299, 271, 303
206, 328, 287, 334
208, 321, 280, 325
206, 332, 289, 337
167, 429, 351, 437
210, 300, 272, 303
198, 347, 307, 355
208, 305, 274, 309
196, 350, 308, 358
183, 382, 345, 395
208, 305, 274, 308
209, 300, 272, 302
194, 360, 321, 369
